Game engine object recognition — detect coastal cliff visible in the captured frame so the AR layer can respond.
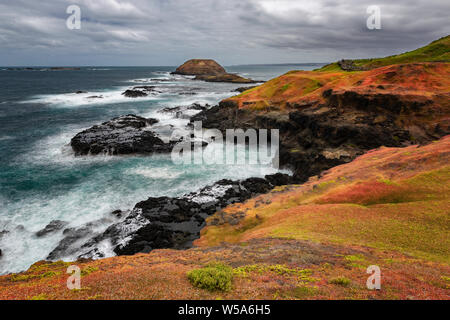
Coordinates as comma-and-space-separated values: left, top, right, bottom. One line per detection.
1, 36, 449, 300
193, 37, 450, 181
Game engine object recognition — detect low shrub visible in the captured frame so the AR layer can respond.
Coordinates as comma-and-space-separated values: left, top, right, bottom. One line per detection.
329, 276, 351, 287
187, 263, 233, 291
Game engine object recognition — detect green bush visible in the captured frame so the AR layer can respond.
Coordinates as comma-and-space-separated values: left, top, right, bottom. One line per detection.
187, 263, 233, 291
329, 276, 351, 287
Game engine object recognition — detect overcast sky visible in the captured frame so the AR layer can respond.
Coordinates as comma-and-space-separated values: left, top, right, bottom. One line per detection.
0, 0, 448, 66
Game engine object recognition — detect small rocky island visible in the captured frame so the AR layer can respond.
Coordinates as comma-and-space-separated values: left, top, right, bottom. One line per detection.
172, 59, 258, 83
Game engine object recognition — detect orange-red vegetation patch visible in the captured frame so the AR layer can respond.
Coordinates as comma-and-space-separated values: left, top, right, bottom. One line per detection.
226, 62, 450, 113
198, 136, 450, 265
0, 238, 448, 300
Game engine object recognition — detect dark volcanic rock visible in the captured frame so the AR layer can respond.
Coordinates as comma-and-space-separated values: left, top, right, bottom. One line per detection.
192, 97, 414, 182
0, 230, 8, 239
47, 217, 116, 260
77, 174, 291, 258
234, 86, 258, 93
111, 210, 126, 219
70, 114, 177, 156
122, 89, 148, 98
265, 173, 294, 186
47, 226, 92, 260
0, 248, 2, 257
114, 224, 189, 255
132, 86, 154, 91
158, 103, 208, 119
36, 220, 68, 237
132, 86, 162, 94
337, 59, 369, 71
179, 92, 197, 96
195, 73, 259, 84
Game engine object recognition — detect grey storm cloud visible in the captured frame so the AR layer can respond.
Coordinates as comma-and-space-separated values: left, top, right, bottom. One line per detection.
0, 0, 448, 66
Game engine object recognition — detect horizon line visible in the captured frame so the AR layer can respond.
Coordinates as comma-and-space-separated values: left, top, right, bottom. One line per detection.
0, 62, 330, 68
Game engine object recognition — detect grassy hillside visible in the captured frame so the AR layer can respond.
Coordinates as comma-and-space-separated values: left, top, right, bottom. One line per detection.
226, 62, 450, 119
320, 35, 450, 71
226, 36, 450, 112
198, 136, 450, 264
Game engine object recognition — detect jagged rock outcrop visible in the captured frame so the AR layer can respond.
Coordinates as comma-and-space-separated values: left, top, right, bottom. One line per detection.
158, 103, 209, 119
122, 89, 148, 98
192, 91, 445, 182
70, 114, 177, 156
74, 174, 292, 259
46, 217, 118, 260
35, 220, 68, 237
234, 86, 258, 93
193, 99, 411, 182
337, 59, 369, 71
195, 73, 258, 83
121, 86, 162, 98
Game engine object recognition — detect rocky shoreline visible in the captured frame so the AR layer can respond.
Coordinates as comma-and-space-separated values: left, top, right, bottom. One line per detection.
38, 96, 295, 261
75, 173, 292, 259
38, 172, 292, 261
22, 56, 450, 267
194, 84, 447, 182
48, 70, 446, 261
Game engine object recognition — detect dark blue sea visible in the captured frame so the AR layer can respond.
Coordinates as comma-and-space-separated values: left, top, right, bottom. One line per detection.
0, 64, 323, 274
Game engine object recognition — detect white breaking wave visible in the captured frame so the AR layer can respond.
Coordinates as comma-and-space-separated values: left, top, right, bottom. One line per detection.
128, 167, 182, 179
16, 124, 120, 166
0, 135, 13, 141
0, 68, 288, 274
20, 87, 159, 108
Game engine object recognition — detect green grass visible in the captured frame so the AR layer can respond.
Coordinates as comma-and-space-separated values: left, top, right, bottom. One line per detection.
290, 285, 319, 299
29, 294, 48, 300
315, 62, 341, 72
329, 276, 351, 287
10, 271, 61, 282
81, 266, 99, 276
187, 263, 233, 292
318, 35, 450, 71
234, 264, 320, 283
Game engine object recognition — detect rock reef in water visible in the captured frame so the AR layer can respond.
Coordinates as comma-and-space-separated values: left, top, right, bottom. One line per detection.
70, 114, 174, 156
35, 220, 68, 238
121, 86, 162, 98
172, 59, 258, 83
74, 173, 292, 259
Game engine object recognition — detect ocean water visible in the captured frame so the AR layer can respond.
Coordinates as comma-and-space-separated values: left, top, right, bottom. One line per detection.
0, 64, 323, 274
